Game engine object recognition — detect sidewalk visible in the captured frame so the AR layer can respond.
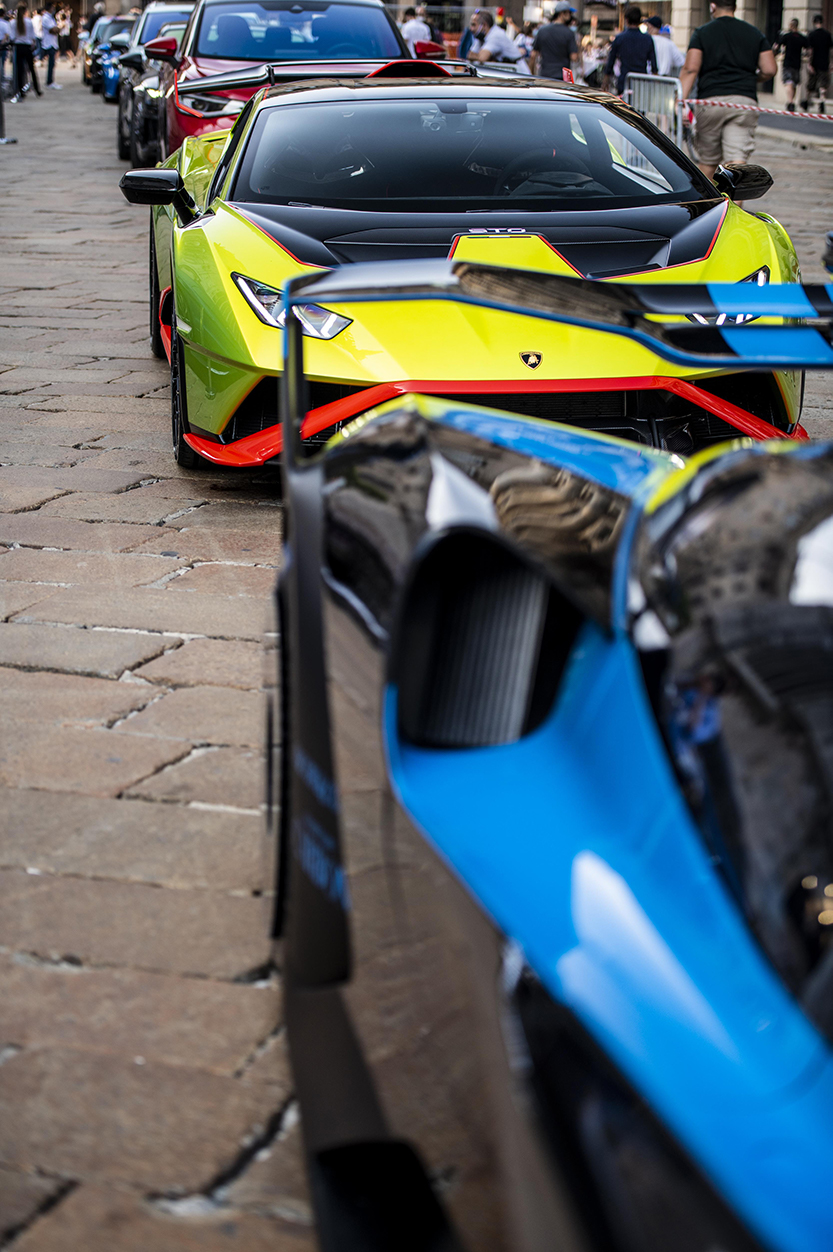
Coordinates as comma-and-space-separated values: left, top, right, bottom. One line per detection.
0, 62, 312, 1248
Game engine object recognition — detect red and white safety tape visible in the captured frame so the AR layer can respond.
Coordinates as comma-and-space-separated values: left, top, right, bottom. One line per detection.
683, 97, 833, 121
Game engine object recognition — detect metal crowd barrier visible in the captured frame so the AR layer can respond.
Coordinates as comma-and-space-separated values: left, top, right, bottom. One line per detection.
624, 73, 683, 147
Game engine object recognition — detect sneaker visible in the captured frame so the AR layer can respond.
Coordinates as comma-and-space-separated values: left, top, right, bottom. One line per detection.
787, 101, 795, 112
47, 82, 62, 89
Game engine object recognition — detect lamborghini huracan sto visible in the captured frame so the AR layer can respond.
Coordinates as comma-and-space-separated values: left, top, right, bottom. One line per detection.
121, 73, 807, 469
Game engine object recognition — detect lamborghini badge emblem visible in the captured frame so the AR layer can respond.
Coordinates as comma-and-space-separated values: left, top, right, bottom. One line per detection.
520, 352, 542, 370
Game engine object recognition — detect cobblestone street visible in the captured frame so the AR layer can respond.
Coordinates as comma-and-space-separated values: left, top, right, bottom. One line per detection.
0, 63, 311, 1250
1, 59, 833, 1248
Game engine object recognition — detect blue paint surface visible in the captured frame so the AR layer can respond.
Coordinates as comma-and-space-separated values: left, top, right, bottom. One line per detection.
706, 283, 819, 319
384, 624, 833, 1252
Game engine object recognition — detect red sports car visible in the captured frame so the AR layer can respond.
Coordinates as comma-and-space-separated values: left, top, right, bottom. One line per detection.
148, 0, 410, 158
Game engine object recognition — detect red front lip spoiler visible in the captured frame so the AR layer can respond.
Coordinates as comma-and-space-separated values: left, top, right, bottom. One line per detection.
184, 375, 809, 467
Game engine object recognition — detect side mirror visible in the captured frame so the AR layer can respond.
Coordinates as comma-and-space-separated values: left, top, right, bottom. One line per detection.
713, 162, 773, 201
414, 39, 446, 58
120, 168, 198, 225
110, 32, 130, 49
119, 49, 144, 71
144, 35, 180, 63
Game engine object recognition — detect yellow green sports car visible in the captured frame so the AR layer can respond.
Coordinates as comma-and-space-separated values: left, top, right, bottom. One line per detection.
120, 71, 807, 468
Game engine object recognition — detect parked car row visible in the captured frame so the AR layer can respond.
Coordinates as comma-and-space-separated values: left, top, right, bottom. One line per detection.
107, 0, 410, 167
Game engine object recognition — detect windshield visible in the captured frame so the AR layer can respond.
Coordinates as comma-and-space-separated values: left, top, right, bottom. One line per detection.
195, 0, 402, 60
97, 17, 134, 43
233, 97, 714, 210
139, 8, 193, 42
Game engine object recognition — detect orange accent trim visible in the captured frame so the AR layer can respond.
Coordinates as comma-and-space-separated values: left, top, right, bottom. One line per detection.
185, 373, 803, 467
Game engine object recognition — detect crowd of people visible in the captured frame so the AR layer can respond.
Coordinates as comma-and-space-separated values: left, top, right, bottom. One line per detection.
0, 0, 78, 100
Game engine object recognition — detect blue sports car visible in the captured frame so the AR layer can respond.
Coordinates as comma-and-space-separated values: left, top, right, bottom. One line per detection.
270, 263, 833, 1252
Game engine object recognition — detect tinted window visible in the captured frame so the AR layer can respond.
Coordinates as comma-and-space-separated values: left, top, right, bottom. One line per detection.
139, 9, 193, 42
195, 0, 401, 60
233, 98, 712, 210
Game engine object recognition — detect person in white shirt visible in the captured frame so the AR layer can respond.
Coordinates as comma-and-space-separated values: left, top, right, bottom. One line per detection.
11, 4, 41, 100
469, 10, 530, 72
0, 7, 13, 88
400, 5, 431, 55
646, 15, 684, 76
40, 0, 60, 86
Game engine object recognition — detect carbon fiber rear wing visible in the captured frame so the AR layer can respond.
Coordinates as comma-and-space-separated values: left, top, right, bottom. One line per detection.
176, 57, 475, 97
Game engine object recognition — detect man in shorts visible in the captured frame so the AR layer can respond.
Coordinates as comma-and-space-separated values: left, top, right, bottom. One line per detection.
680, 0, 776, 181
774, 19, 806, 110
803, 14, 832, 112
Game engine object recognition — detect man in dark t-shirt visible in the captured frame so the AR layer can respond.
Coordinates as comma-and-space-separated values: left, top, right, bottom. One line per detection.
680, 0, 775, 180
530, 1, 578, 80
803, 14, 832, 112
603, 5, 657, 95
774, 19, 807, 109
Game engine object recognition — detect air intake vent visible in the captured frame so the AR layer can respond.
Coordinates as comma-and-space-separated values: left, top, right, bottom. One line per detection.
395, 532, 583, 748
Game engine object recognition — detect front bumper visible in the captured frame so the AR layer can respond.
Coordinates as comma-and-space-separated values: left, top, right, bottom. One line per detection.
183, 374, 809, 467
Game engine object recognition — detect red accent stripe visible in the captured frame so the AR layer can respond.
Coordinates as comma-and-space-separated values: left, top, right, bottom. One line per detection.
159, 286, 172, 364
184, 373, 804, 466
366, 59, 452, 76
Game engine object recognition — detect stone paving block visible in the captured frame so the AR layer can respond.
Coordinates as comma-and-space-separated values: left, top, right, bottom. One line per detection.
0, 871, 271, 978
0, 465, 148, 494
36, 490, 204, 526
0, 667, 152, 728
0, 1050, 288, 1191
0, 440, 101, 469
0, 486, 70, 512
0, 622, 169, 678
222, 1115, 312, 1224
0, 955, 280, 1074
170, 564, 278, 599
172, 502, 283, 535
19, 587, 266, 641
11, 1186, 315, 1252
127, 747, 263, 811
0, 723, 188, 796
133, 528, 282, 565
0, 515, 179, 553
0, 583, 58, 621
0, 790, 266, 891
0, 1165, 64, 1241
0, 548, 185, 588
117, 686, 264, 748
134, 639, 264, 691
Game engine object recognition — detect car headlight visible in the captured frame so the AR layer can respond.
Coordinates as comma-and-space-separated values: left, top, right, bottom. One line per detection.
687, 266, 770, 327
233, 275, 352, 340
180, 94, 243, 117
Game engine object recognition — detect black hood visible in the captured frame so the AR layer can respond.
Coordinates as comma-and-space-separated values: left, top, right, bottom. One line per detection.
232, 198, 726, 278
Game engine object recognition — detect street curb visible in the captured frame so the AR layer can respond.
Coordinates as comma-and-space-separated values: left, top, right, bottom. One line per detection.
757, 124, 833, 152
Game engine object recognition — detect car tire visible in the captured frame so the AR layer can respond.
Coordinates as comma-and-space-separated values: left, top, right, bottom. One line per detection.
117, 90, 130, 159
130, 100, 157, 168
149, 226, 166, 361
170, 306, 203, 470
